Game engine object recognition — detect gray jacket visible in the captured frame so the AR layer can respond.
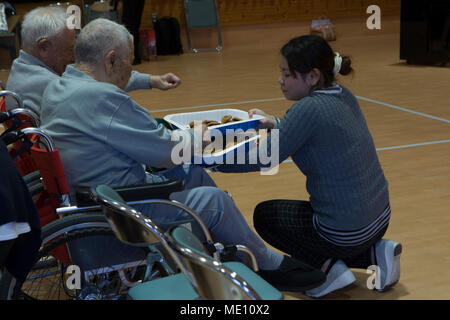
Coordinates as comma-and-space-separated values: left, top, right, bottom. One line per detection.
6, 50, 151, 117
40, 65, 191, 194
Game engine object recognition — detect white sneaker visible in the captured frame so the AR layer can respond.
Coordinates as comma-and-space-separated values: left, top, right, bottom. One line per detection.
305, 259, 356, 298
374, 239, 402, 291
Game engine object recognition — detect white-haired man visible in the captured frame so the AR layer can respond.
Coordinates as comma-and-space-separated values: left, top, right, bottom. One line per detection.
5, 5, 180, 117
39, 18, 326, 292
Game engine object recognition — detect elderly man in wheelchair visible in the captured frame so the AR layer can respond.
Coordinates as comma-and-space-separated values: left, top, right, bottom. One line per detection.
5, 5, 181, 118
24, 18, 325, 298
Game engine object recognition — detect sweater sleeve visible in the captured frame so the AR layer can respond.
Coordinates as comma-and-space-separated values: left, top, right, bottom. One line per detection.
125, 71, 151, 92
215, 98, 318, 173
105, 97, 194, 169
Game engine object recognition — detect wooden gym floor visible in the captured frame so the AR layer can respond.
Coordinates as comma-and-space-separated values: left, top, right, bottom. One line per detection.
1, 15, 449, 300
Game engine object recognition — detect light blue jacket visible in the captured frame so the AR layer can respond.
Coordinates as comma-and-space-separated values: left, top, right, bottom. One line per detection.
6, 50, 151, 117
40, 65, 191, 194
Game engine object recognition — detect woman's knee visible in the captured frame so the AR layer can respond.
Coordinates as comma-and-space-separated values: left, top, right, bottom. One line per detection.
253, 199, 312, 232
253, 200, 279, 232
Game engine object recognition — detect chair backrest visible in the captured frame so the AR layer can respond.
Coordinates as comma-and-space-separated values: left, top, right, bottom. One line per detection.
168, 226, 262, 300
94, 185, 265, 300
92, 184, 188, 269
184, 0, 219, 28
93, 183, 215, 247
84, 0, 119, 24
183, 0, 222, 53
93, 184, 162, 245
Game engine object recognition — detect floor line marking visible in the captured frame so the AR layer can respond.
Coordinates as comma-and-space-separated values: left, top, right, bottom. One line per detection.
356, 96, 450, 124
375, 139, 450, 151
151, 98, 286, 113
152, 95, 450, 125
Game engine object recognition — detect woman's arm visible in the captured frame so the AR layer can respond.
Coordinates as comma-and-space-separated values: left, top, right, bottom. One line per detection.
214, 99, 318, 174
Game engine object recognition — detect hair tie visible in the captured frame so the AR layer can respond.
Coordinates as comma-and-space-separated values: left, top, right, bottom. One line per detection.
333, 52, 342, 77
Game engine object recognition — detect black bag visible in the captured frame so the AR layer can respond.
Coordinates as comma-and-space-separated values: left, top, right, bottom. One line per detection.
153, 17, 183, 55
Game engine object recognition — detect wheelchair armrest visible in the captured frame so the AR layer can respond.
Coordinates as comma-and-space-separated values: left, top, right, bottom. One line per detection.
75, 178, 184, 206
114, 179, 184, 201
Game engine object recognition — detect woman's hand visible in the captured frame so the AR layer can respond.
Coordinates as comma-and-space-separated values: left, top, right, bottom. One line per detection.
248, 108, 276, 129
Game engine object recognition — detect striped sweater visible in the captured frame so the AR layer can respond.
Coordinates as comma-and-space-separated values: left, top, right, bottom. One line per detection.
216, 84, 390, 245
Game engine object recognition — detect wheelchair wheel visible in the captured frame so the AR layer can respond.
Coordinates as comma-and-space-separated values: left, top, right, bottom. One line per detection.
0, 213, 152, 300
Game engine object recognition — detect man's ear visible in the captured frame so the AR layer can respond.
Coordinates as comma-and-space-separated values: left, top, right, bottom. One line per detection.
37, 38, 52, 58
104, 50, 116, 76
307, 68, 321, 87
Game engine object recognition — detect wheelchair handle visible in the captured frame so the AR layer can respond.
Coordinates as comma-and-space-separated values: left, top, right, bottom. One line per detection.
9, 108, 40, 127
0, 90, 24, 109
21, 127, 55, 151
0, 127, 55, 151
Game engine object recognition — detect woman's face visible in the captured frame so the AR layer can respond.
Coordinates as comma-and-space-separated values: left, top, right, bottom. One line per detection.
278, 55, 312, 101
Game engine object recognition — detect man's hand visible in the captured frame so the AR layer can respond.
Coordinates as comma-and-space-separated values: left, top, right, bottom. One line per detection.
248, 108, 276, 129
190, 121, 212, 154
149, 73, 181, 90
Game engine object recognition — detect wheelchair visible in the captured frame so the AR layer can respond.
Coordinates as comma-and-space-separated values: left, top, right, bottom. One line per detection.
0, 97, 265, 300
0, 123, 185, 299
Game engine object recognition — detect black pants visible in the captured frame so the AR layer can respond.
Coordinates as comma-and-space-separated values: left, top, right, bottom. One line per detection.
121, 0, 145, 64
0, 239, 15, 267
253, 200, 387, 269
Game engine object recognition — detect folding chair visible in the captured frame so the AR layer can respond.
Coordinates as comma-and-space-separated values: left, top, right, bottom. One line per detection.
167, 226, 283, 300
184, 0, 223, 52
92, 184, 283, 300
82, 0, 120, 24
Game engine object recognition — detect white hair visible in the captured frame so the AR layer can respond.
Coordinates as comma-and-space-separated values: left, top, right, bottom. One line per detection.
75, 18, 133, 65
21, 6, 68, 48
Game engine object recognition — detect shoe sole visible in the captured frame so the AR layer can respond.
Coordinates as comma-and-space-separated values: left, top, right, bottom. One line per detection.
273, 276, 327, 292
377, 242, 402, 292
306, 269, 356, 298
